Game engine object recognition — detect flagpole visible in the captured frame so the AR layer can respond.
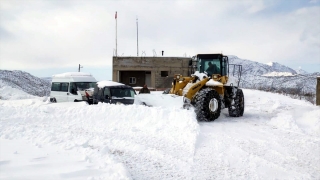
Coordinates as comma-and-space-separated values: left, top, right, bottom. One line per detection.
115, 11, 117, 57
136, 17, 139, 57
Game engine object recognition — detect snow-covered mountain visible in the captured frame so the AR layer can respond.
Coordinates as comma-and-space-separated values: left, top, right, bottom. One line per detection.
228, 55, 298, 75
0, 70, 51, 98
295, 67, 309, 75
228, 56, 319, 96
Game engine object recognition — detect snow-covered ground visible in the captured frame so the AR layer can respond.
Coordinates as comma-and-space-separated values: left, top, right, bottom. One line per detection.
0, 87, 319, 180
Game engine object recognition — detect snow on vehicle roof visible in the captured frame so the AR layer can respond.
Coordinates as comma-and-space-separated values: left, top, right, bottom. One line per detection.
52, 72, 93, 77
97, 80, 125, 88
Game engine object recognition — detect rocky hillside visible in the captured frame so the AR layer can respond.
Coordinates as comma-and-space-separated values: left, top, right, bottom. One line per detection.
0, 70, 51, 97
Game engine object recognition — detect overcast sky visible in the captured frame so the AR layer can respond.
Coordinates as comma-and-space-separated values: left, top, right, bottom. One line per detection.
0, 0, 319, 80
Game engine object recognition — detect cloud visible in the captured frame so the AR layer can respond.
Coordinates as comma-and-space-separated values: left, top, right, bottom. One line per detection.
309, 0, 319, 4
0, 0, 319, 74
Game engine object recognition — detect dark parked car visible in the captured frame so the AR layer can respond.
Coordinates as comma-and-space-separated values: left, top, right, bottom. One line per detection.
93, 81, 136, 105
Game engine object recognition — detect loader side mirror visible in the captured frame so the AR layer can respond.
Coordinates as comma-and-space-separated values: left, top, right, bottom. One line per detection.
188, 59, 192, 66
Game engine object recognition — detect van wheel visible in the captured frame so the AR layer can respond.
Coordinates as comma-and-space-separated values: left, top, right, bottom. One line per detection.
74, 99, 78, 102
50, 98, 57, 103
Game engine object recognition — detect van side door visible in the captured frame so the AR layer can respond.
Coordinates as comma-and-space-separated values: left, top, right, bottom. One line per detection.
68, 82, 81, 102
50, 82, 69, 102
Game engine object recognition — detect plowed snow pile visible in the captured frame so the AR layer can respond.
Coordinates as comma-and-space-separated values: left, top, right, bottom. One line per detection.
0, 88, 319, 180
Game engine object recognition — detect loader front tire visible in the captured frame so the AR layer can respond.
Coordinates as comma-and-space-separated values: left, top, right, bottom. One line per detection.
193, 88, 221, 122
228, 89, 244, 117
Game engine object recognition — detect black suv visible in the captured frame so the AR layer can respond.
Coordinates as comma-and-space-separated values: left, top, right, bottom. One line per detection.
93, 81, 136, 105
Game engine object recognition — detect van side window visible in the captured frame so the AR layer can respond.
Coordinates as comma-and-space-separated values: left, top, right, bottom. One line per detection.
61, 83, 69, 92
51, 82, 69, 92
51, 83, 60, 91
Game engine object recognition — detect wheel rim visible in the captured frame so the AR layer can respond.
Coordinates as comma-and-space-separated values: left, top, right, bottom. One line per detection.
209, 98, 218, 112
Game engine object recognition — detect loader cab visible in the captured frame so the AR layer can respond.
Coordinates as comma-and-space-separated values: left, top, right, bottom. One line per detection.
194, 54, 228, 77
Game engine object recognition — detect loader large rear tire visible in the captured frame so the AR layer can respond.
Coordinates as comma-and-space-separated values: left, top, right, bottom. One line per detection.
228, 89, 244, 117
193, 88, 221, 122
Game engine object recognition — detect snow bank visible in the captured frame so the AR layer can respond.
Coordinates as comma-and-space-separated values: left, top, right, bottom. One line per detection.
0, 98, 199, 179
134, 93, 185, 108
1, 87, 320, 179
0, 80, 38, 100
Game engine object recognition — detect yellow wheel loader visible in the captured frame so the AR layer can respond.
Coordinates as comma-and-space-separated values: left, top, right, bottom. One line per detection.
165, 54, 244, 121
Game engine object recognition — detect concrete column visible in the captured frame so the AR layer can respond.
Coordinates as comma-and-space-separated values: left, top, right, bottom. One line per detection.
317, 76, 320, 106
151, 70, 156, 88
112, 70, 118, 82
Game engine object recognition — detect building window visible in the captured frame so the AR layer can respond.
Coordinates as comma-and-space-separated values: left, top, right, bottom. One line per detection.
161, 71, 169, 77
129, 77, 136, 84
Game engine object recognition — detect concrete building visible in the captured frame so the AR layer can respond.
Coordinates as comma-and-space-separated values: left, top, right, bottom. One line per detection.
112, 56, 191, 89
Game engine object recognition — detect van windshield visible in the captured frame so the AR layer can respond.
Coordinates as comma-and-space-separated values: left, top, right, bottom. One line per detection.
110, 88, 135, 98
71, 82, 96, 91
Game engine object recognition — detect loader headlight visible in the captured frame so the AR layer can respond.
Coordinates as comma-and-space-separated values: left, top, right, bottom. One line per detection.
213, 75, 218, 79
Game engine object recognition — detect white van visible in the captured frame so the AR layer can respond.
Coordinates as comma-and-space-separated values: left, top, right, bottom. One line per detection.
50, 72, 97, 103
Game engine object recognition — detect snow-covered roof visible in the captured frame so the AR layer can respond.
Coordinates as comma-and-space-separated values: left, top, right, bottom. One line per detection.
52, 72, 93, 77
97, 80, 125, 88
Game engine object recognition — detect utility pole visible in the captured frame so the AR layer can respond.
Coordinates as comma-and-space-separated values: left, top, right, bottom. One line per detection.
136, 17, 139, 56
78, 64, 83, 72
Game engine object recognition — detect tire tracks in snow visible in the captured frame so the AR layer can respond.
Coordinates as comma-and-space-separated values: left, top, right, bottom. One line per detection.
190, 89, 320, 180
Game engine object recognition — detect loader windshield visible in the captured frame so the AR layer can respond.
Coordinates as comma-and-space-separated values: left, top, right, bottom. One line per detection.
197, 58, 221, 76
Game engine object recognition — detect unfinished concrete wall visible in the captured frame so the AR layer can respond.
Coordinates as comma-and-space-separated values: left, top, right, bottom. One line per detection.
317, 76, 320, 106
113, 56, 190, 88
